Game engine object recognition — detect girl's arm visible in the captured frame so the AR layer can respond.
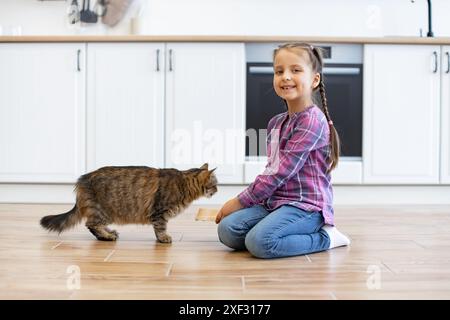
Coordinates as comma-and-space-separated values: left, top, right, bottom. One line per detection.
215, 197, 243, 224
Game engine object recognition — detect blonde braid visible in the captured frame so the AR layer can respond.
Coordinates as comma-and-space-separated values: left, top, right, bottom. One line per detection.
318, 77, 340, 172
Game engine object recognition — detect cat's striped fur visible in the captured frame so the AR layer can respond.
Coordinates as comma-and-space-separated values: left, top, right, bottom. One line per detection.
40, 163, 218, 243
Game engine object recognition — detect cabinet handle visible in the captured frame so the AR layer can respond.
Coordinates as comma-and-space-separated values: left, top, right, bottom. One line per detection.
432, 51, 438, 73
169, 49, 173, 72
446, 52, 450, 74
77, 49, 81, 72
156, 49, 160, 72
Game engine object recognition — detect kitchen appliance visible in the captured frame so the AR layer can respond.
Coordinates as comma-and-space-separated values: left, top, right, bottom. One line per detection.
67, 0, 80, 24
80, 0, 98, 23
102, 0, 135, 27
245, 43, 363, 161
94, 0, 108, 18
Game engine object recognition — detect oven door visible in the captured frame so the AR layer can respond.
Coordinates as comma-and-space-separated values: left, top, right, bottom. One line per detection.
322, 63, 363, 158
246, 62, 363, 158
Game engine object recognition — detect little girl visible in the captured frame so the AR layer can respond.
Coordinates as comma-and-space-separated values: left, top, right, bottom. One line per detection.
215, 42, 350, 259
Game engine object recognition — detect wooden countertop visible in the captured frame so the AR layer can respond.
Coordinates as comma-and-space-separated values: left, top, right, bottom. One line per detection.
1, 35, 450, 44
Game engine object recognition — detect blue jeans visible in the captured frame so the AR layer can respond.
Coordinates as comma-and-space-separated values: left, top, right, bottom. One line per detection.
217, 205, 330, 259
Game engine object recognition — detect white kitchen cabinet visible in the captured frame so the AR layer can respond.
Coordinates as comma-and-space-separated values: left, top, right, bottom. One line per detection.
165, 43, 246, 183
86, 43, 165, 170
0, 43, 86, 183
441, 46, 450, 184
363, 45, 440, 184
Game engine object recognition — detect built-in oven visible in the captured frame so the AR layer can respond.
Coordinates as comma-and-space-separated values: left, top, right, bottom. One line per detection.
244, 43, 363, 184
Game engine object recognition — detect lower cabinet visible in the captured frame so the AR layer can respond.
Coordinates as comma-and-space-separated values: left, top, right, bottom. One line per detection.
165, 43, 246, 183
86, 43, 165, 171
0, 43, 86, 183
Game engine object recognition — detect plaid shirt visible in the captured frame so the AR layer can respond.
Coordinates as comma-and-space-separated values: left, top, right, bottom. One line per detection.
238, 105, 334, 226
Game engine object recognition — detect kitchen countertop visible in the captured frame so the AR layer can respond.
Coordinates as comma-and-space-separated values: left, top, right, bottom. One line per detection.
1, 35, 450, 44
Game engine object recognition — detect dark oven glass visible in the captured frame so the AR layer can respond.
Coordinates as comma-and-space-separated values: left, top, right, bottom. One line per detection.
246, 62, 363, 158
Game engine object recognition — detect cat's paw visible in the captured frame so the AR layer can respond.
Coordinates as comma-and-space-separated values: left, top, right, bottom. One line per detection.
96, 234, 118, 241
110, 229, 119, 238
109, 230, 119, 241
157, 234, 172, 243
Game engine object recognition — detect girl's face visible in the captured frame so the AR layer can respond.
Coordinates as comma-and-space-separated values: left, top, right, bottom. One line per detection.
273, 48, 320, 104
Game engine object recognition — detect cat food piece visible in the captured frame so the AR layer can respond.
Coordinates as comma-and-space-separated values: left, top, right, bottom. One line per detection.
195, 208, 219, 221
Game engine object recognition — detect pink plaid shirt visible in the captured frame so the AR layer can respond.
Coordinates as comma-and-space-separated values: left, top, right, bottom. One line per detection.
238, 105, 334, 226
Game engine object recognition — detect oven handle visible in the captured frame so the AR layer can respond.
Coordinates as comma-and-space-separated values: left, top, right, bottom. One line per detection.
322, 67, 361, 75
249, 66, 361, 75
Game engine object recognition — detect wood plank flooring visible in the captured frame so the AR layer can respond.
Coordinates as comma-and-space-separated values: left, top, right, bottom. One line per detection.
1, 203, 449, 299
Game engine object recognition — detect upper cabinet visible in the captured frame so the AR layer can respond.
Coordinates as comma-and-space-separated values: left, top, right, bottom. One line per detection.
86, 43, 165, 170
363, 44, 441, 184
441, 46, 450, 184
165, 43, 246, 184
0, 43, 86, 183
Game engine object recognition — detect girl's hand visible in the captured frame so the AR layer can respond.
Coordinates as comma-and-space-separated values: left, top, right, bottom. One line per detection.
215, 197, 244, 224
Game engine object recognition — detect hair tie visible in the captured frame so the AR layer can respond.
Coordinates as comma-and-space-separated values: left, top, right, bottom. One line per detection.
328, 120, 333, 126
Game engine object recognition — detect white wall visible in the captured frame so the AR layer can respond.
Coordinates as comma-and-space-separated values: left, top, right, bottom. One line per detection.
1, 0, 450, 37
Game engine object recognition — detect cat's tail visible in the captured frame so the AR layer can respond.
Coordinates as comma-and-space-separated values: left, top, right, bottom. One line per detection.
40, 205, 81, 233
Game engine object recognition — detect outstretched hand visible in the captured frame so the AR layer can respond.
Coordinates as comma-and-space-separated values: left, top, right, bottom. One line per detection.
215, 197, 244, 224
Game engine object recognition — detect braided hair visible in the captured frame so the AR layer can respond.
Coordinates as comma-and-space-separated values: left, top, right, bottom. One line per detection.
273, 42, 341, 172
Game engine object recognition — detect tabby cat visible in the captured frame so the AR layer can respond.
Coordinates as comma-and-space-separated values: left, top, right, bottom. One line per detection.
40, 163, 218, 243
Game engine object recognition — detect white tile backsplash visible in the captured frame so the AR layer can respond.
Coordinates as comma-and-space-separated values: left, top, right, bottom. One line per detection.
0, 0, 449, 37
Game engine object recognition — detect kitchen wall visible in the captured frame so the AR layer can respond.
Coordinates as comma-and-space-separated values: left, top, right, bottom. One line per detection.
1, 0, 450, 37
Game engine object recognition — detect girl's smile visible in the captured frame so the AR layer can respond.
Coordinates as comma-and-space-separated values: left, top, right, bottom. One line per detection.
280, 85, 296, 91
278, 78, 299, 98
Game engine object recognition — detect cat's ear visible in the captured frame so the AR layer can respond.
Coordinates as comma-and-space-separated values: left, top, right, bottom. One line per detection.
198, 169, 210, 180
200, 163, 209, 170
209, 167, 217, 174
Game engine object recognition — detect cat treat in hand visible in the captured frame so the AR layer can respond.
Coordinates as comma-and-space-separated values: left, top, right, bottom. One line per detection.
195, 208, 220, 221
40, 163, 218, 243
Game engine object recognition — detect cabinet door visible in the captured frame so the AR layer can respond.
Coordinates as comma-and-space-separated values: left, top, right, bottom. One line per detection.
0, 43, 85, 183
165, 43, 245, 183
363, 45, 440, 184
87, 43, 165, 170
442, 46, 450, 184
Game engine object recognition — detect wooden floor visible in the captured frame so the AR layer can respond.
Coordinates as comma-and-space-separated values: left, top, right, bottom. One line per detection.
1, 203, 450, 300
